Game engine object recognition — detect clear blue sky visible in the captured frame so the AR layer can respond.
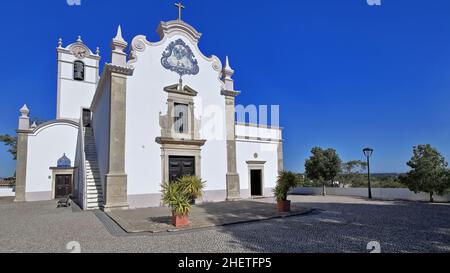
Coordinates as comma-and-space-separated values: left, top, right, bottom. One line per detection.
1, 0, 450, 177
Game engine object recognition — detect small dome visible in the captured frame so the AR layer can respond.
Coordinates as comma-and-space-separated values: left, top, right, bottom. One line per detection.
57, 154, 71, 168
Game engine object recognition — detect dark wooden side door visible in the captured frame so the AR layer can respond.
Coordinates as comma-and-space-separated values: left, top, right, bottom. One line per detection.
169, 156, 195, 182
250, 170, 263, 196
82, 109, 91, 127
55, 174, 72, 198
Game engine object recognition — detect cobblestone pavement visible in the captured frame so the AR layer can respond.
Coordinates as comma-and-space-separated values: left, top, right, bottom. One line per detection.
0, 195, 449, 253
107, 200, 312, 233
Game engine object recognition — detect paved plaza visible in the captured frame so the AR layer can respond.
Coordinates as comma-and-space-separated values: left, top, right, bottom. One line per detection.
0, 195, 449, 253
107, 200, 311, 233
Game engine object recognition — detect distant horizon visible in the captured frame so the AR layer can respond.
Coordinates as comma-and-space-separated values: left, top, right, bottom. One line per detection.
2, 0, 450, 177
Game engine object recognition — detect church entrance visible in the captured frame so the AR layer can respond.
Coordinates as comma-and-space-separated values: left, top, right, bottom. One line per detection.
55, 174, 72, 198
250, 170, 263, 196
169, 156, 195, 182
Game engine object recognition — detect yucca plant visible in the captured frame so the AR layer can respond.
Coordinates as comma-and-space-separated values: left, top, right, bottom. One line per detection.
176, 176, 206, 203
161, 181, 192, 216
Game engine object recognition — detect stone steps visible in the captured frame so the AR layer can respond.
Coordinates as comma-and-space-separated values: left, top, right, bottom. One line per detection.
83, 128, 104, 210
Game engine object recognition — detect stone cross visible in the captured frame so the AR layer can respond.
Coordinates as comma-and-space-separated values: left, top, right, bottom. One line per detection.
174, 2, 185, 20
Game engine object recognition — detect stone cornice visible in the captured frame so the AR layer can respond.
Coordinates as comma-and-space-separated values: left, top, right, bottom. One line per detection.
105, 63, 135, 76
236, 136, 283, 143
164, 84, 198, 97
16, 129, 33, 134
57, 42, 101, 61
155, 137, 206, 147
17, 119, 79, 135
221, 89, 241, 97
157, 20, 202, 44
246, 160, 267, 165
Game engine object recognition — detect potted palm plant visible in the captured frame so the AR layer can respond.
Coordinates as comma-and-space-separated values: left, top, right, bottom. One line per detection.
161, 176, 206, 227
273, 171, 300, 212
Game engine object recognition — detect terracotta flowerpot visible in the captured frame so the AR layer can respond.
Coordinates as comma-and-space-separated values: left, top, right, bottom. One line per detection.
277, 200, 291, 212
172, 213, 189, 227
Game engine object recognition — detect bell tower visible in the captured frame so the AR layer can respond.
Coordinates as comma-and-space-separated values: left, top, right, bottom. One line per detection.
56, 36, 100, 120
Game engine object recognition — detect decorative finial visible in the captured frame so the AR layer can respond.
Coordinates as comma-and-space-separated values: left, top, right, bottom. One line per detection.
20, 104, 30, 117
111, 25, 128, 65
58, 38, 63, 48
114, 25, 125, 42
96, 47, 100, 55
223, 56, 234, 76
174, 2, 185, 20
225, 56, 232, 70
77, 35, 82, 43
31, 122, 37, 129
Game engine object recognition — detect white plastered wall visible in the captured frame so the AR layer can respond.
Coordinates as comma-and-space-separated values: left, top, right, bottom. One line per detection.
236, 125, 282, 197
57, 50, 98, 120
125, 33, 227, 196
25, 123, 78, 200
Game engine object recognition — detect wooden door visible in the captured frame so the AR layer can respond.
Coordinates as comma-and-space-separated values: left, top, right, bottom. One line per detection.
169, 156, 195, 182
55, 174, 72, 198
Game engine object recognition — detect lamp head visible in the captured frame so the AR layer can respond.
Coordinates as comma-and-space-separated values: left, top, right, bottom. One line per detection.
363, 148, 374, 158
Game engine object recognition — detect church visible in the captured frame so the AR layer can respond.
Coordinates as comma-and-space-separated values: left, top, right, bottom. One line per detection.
14, 5, 284, 210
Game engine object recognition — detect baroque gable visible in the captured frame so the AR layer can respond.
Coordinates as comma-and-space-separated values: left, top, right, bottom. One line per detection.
129, 20, 222, 77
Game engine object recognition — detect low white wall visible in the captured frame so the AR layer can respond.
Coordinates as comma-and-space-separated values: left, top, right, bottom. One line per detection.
292, 187, 450, 202
0, 186, 15, 197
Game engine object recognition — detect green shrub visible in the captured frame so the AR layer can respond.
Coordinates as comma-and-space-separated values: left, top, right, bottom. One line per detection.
176, 176, 206, 202
273, 171, 301, 201
161, 181, 192, 216
161, 176, 206, 216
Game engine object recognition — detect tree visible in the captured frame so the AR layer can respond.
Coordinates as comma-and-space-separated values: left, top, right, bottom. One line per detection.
0, 117, 45, 161
399, 144, 450, 202
305, 147, 342, 196
0, 134, 17, 160
340, 160, 367, 187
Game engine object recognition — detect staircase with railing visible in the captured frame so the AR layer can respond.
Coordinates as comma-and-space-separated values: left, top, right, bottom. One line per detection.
83, 127, 104, 210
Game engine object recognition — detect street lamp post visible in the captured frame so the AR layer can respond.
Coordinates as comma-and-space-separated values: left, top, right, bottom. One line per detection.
363, 148, 374, 200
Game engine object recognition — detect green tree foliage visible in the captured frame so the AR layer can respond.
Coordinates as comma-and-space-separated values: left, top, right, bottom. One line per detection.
399, 144, 450, 202
340, 160, 367, 187
0, 135, 17, 160
305, 147, 342, 196
0, 117, 46, 161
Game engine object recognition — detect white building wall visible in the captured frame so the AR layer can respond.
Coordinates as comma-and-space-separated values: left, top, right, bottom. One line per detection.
235, 124, 282, 198
25, 123, 78, 201
91, 78, 111, 190
236, 141, 279, 198
57, 46, 98, 120
125, 33, 227, 200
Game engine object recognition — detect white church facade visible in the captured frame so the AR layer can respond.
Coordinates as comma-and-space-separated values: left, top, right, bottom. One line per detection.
14, 16, 283, 210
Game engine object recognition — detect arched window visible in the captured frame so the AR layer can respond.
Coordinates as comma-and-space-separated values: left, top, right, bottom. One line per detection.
73, 60, 85, 81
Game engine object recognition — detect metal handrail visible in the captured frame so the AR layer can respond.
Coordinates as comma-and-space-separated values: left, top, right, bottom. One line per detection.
78, 110, 88, 209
